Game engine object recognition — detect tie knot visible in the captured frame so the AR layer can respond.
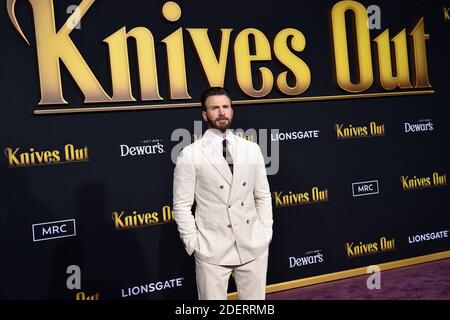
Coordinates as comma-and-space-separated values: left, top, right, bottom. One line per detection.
222, 139, 227, 147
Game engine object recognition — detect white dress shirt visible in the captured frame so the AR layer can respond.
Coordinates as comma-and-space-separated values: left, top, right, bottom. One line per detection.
202, 128, 234, 158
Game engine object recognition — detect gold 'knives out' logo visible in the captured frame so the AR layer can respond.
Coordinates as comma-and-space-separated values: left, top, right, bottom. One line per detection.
273, 186, 329, 207
6, 0, 433, 114
4, 144, 89, 167
401, 172, 447, 190
75, 292, 99, 300
335, 121, 385, 139
345, 236, 395, 258
112, 205, 174, 230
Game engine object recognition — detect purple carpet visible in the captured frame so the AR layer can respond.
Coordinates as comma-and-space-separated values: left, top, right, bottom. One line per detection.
267, 258, 450, 300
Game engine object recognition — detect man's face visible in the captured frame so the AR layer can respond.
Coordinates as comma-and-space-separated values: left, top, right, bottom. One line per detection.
202, 95, 233, 133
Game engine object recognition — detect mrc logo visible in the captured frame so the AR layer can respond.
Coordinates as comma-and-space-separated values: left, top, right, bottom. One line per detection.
32, 219, 76, 242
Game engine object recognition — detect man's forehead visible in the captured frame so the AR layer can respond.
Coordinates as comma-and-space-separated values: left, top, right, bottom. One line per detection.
205, 95, 231, 107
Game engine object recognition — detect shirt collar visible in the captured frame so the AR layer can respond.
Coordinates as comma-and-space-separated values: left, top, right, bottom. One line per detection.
204, 128, 234, 146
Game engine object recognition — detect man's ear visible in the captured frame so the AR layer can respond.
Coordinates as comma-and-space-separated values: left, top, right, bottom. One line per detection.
202, 111, 207, 122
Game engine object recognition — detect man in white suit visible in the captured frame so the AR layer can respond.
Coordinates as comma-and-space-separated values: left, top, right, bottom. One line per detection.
173, 87, 273, 300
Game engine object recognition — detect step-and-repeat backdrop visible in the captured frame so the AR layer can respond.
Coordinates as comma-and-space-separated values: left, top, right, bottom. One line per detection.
1, 0, 449, 299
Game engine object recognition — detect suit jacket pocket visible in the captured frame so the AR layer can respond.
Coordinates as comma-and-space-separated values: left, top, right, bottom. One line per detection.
194, 212, 218, 257
257, 218, 273, 244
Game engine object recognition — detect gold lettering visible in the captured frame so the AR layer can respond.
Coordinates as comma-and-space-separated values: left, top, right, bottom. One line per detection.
64, 144, 88, 161
76, 291, 99, 300
312, 187, 329, 202
29, 0, 111, 104
401, 176, 408, 189
331, 0, 373, 92
52, 150, 61, 162
373, 29, 412, 90
112, 211, 125, 228
273, 191, 283, 206
186, 28, 232, 87
104, 27, 162, 101
433, 172, 447, 186
335, 124, 344, 138
273, 28, 311, 95
444, 8, 450, 21
369, 121, 384, 136
234, 28, 273, 97
152, 212, 159, 223
76, 292, 86, 300
346, 242, 354, 256
161, 28, 191, 99
380, 237, 395, 251
4, 147, 20, 166
410, 18, 431, 88
162, 205, 173, 221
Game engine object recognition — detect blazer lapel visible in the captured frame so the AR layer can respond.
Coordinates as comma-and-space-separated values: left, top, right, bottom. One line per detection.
228, 135, 244, 203
201, 136, 233, 185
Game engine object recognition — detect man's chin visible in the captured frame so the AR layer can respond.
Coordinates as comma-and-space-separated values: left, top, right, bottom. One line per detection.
206, 119, 232, 132
214, 126, 228, 133
217, 122, 232, 130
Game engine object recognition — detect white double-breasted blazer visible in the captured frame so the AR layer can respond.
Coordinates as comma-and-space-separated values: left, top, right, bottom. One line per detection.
173, 130, 273, 265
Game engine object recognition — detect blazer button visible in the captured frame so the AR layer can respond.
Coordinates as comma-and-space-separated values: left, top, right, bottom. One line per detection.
220, 185, 224, 189
227, 224, 232, 228
228, 205, 231, 209
241, 202, 244, 206
246, 219, 250, 224
242, 182, 246, 186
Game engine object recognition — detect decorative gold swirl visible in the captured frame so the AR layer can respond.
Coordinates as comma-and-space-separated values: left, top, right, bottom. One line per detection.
7, 0, 30, 45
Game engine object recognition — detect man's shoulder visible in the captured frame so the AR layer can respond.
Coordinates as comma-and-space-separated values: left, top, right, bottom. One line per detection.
179, 137, 203, 155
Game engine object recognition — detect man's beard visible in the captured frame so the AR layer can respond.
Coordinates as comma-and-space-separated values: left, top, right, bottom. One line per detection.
206, 115, 233, 133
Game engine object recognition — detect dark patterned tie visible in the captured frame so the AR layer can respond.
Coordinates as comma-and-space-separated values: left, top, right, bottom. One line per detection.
222, 139, 233, 174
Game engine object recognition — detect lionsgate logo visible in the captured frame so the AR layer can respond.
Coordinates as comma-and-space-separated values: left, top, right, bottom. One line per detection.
121, 277, 184, 298
404, 119, 434, 133
408, 230, 448, 244
120, 139, 164, 158
289, 250, 324, 268
270, 129, 320, 142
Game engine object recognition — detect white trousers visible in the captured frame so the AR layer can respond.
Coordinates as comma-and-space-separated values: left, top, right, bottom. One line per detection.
195, 249, 268, 300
